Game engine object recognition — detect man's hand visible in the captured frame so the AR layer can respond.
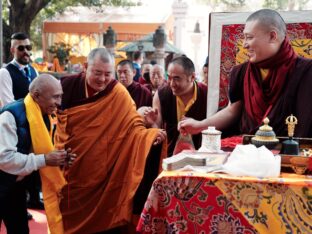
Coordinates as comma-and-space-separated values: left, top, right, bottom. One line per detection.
153, 129, 166, 145
178, 117, 204, 135
44, 150, 67, 166
44, 148, 77, 167
64, 148, 77, 168
138, 106, 159, 128
144, 107, 158, 127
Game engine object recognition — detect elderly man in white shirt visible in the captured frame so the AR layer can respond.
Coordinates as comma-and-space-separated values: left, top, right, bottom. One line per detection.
0, 74, 75, 234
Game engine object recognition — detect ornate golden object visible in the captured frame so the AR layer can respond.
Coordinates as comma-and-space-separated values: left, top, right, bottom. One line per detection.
285, 114, 298, 138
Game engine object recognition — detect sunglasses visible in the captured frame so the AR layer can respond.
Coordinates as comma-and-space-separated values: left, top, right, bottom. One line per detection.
17, 45, 32, 52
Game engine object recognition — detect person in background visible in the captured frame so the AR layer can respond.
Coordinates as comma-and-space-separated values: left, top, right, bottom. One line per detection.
117, 59, 152, 108
139, 63, 152, 85
0, 74, 76, 234
0, 32, 41, 220
132, 51, 143, 82
0, 32, 38, 105
51, 56, 63, 73
146, 64, 167, 96
55, 48, 166, 233
179, 9, 312, 139
201, 58, 208, 85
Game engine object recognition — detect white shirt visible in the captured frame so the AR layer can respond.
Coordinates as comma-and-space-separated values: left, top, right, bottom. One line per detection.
0, 59, 38, 106
0, 111, 46, 180
0, 67, 14, 105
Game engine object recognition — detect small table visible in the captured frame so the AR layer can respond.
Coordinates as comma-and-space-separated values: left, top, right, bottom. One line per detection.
137, 171, 312, 234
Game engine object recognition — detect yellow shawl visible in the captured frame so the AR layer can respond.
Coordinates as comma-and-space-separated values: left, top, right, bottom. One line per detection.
24, 94, 66, 234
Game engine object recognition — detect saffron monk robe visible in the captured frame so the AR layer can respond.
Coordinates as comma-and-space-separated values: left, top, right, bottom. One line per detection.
54, 47, 167, 234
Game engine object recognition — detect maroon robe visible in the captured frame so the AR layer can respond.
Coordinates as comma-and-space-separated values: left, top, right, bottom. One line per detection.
127, 81, 152, 109
159, 82, 208, 156
229, 56, 312, 137
60, 72, 117, 109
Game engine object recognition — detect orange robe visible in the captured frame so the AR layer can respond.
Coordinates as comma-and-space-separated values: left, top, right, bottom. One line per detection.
54, 82, 161, 233
51, 57, 63, 72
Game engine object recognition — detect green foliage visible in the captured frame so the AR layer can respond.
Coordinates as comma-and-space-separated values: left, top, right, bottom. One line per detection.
262, 0, 310, 10
195, 0, 245, 10
262, 0, 288, 9
47, 42, 71, 65
221, 0, 245, 7
1, 0, 139, 62
196, 0, 310, 10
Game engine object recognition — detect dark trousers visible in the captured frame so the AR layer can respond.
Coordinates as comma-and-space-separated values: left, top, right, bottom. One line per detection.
23, 170, 42, 205
0, 171, 29, 234
133, 143, 162, 215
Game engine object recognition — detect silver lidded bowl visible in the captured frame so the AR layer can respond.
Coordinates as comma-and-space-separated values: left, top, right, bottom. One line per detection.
251, 117, 279, 150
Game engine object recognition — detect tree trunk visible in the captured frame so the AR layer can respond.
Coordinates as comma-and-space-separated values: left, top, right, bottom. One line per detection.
3, 0, 50, 63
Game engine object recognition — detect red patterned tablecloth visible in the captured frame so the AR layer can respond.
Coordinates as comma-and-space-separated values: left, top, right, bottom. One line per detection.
137, 171, 312, 234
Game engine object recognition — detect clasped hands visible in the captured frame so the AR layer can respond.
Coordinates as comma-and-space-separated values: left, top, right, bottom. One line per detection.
44, 148, 77, 168
140, 107, 166, 145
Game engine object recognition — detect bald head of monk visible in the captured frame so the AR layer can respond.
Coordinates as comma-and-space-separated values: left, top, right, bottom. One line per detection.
29, 74, 63, 115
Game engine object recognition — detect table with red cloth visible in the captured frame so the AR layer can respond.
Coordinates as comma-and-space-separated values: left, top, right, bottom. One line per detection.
136, 170, 312, 234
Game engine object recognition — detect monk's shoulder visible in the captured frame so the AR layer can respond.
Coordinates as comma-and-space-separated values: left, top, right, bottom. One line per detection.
114, 82, 133, 99
61, 73, 84, 93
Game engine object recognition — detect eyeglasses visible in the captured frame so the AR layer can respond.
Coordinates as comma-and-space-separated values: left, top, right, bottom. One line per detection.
17, 45, 32, 52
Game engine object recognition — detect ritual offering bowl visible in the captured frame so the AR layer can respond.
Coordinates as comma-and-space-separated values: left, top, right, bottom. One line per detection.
251, 117, 279, 150
290, 156, 310, 175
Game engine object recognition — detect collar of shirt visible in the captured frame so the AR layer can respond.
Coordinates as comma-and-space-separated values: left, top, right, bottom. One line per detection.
11, 59, 29, 72
176, 82, 198, 122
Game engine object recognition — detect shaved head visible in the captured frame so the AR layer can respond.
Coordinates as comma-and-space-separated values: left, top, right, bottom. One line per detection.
29, 74, 60, 94
29, 74, 63, 114
246, 9, 286, 41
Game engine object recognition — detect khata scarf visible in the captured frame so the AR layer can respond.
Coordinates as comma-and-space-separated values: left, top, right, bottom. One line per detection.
243, 37, 297, 126
24, 94, 66, 234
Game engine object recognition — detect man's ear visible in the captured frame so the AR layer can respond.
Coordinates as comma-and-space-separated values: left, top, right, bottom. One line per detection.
83, 62, 88, 72
269, 30, 278, 42
133, 68, 137, 78
10, 47, 15, 55
31, 91, 40, 102
190, 72, 196, 82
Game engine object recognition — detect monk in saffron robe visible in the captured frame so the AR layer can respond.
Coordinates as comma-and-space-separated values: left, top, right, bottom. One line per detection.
117, 59, 152, 109
179, 9, 312, 138
54, 48, 166, 234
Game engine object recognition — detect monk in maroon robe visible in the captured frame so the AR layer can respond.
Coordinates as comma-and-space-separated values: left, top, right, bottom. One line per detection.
143, 56, 208, 156
179, 9, 312, 139
117, 59, 152, 109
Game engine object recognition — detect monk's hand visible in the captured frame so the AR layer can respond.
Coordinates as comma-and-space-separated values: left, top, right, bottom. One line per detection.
138, 106, 159, 128
145, 107, 159, 127
153, 129, 166, 145
65, 148, 77, 168
178, 117, 203, 135
44, 150, 67, 166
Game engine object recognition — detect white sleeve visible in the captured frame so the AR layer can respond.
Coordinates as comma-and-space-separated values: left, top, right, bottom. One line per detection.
0, 68, 14, 105
0, 111, 46, 176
